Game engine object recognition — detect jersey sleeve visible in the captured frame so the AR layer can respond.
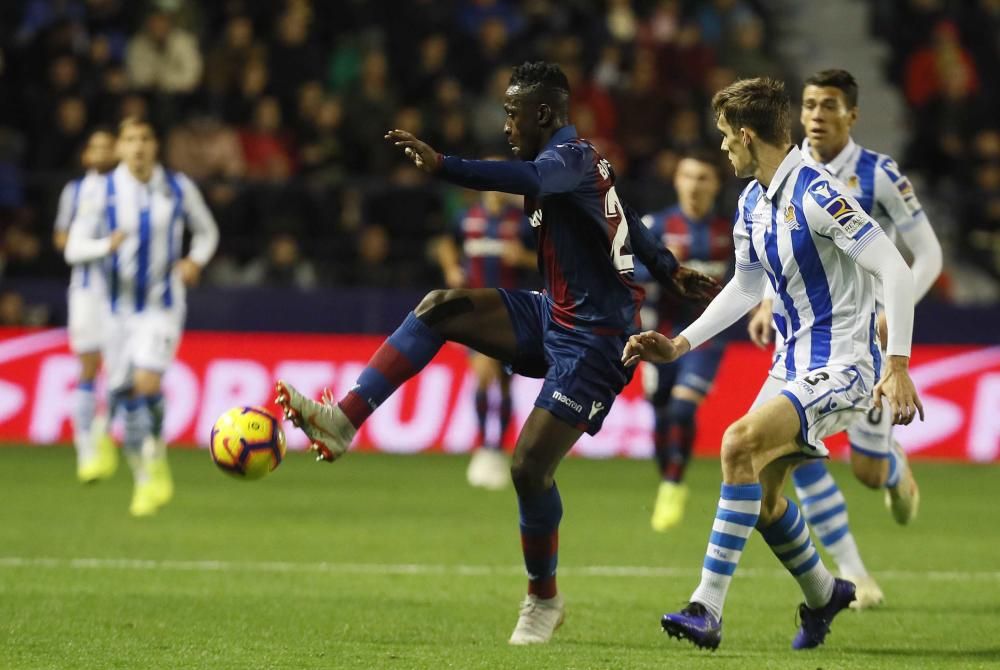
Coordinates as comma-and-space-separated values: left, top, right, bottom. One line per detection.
178, 174, 220, 267
63, 177, 112, 264
802, 178, 884, 259
630, 214, 660, 284
53, 180, 79, 233
624, 204, 678, 285
874, 158, 942, 301
438, 142, 588, 197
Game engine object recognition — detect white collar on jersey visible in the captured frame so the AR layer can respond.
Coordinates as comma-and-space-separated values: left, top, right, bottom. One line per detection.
113, 162, 167, 191
765, 145, 803, 201
799, 136, 858, 177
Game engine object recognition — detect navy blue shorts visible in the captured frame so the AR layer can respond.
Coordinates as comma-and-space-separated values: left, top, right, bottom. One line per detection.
498, 289, 634, 435
645, 344, 724, 406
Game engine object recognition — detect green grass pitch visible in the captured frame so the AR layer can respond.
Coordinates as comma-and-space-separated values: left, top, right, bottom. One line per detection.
0, 445, 997, 669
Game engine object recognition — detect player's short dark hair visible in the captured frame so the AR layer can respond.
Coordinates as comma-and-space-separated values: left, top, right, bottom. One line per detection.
804, 68, 859, 108
87, 125, 115, 140
711, 77, 790, 146
509, 61, 571, 101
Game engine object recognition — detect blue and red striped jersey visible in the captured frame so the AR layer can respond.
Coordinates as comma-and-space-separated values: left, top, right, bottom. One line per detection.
453, 202, 533, 289
636, 205, 732, 335
439, 125, 679, 335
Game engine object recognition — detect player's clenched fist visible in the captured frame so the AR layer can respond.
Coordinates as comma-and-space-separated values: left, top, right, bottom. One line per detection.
385, 129, 440, 172
621, 331, 690, 367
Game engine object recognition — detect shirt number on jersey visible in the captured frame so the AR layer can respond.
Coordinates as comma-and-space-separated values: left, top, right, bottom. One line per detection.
605, 186, 634, 273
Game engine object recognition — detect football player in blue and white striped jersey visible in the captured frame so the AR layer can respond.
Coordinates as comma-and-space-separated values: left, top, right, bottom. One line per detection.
748, 69, 940, 609
65, 117, 219, 517
623, 77, 923, 651
53, 128, 119, 484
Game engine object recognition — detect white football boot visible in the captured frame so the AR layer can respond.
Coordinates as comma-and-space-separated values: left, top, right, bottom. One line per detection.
274, 381, 355, 461
466, 448, 510, 490
885, 441, 920, 525
845, 574, 885, 609
508, 594, 564, 645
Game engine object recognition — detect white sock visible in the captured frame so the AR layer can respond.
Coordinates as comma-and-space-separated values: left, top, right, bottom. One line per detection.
72, 383, 98, 465
761, 498, 835, 609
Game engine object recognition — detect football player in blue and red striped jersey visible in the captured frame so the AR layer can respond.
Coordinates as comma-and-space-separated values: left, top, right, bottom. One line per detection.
276, 61, 717, 645
634, 150, 732, 531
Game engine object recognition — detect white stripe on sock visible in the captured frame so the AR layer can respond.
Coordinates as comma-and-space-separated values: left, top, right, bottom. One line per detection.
712, 518, 756, 538
717, 498, 761, 514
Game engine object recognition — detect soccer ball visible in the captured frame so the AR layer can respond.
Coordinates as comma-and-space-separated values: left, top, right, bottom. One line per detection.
209, 406, 286, 480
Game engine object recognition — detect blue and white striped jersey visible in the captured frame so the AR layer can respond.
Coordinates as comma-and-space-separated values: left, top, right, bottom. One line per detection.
736, 146, 884, 385
67, 163, 219, 315
801, 137, 941, 301
55, 170, 102, 291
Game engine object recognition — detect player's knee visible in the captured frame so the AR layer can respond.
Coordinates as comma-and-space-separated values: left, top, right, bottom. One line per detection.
414, 289, 475, 329
720, 420, 758, 474
510, 458, 549, 497
850, 453, 886, 489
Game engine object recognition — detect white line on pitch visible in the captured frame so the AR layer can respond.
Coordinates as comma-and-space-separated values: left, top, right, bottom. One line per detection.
0, 557, 996, 581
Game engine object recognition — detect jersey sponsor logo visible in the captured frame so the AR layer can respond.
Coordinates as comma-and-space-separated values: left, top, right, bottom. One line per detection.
551, 390, 583, 414
841, 214, 867, 238
783, 204, 802, 230
810, 181, 833, 200
529, 209, 543, 228
589, 401, 605, 420
824, 196, 863, 228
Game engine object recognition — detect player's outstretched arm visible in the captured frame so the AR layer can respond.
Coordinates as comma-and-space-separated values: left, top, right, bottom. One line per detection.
386, 129, 585, 196
622, 331, 689, 367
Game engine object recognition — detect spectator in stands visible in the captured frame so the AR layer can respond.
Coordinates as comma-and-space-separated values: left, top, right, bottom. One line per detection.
615, 48, 673, 165
34, 95, 88, 170
242, 230, 318, 289
240, 96, 294, 181
204, 14, 265, 108
343, 48, 397, 174
125, 8, 203, 94
904, 20, 979, 109
268, 6, 324, 116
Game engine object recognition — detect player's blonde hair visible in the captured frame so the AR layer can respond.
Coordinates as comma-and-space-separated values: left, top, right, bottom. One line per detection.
711, 77, 791, 146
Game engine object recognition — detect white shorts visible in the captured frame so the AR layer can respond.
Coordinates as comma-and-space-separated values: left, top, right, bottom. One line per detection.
846, 390, 893, 458
67, 287, 107, 354
750, 365, 873, 458
103, 308, 185, 391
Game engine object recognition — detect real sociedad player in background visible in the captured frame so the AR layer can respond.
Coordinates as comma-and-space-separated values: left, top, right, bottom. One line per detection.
53, 128, 119, 483
623, 77, 924, 651
66, 117, 219, 517
275, 61, 718, 645
747, 69, 940, 609
434, 177, 536, 490
635, 149, 733, 532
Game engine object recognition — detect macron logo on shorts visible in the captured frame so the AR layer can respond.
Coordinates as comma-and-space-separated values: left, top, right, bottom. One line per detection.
551, 391, 583, 414
589, 401, 605, 420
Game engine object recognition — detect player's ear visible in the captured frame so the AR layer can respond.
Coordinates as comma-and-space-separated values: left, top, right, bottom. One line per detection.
537, 103, 552, 128
740, 128, 751, 147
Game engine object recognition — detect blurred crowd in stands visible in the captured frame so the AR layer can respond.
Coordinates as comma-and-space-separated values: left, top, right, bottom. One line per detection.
0, 0, 996, 327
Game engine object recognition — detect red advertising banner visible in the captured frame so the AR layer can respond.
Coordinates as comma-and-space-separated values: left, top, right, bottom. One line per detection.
0, 328, 997, 461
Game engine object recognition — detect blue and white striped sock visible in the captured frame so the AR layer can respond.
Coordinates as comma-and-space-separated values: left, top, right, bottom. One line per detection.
123, 397, 151, 484
885, 448, 901, 488
793, 460, 868, 577
761, 497, 835, 609
690, 483, 761, 620
72, 381, 98, 465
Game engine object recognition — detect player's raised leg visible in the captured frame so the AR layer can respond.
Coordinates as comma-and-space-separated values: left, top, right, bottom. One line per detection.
846, 400, 919, 524
507, 407, 581, 644
276, 288, 519, 461
466, 353, 510, 490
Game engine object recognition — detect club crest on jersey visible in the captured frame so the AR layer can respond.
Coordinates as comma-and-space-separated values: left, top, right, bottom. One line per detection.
846, 175, 859, 190
783, 204, 801, 230
529, 209, 543, 228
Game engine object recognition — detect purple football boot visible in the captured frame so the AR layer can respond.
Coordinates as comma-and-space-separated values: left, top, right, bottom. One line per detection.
792, 577, 857, 650
661, 602, 722, 651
